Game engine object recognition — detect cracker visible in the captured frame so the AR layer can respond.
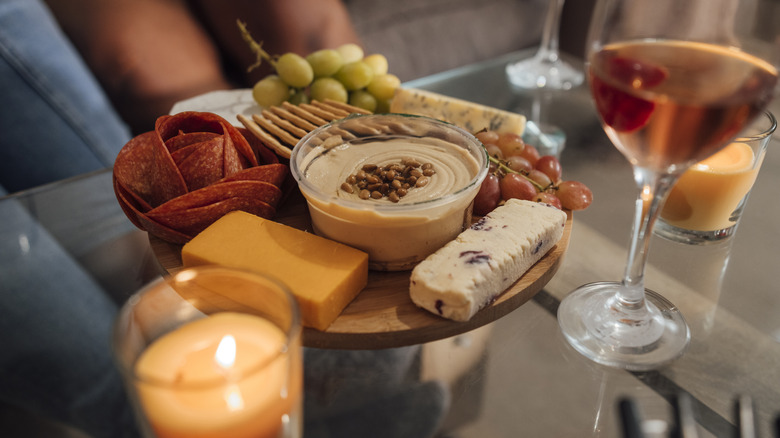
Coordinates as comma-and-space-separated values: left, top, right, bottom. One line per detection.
253, 114, 300, 147
261, 109, 310, 138
236, 114, 293, 159
281, 102, 329, 126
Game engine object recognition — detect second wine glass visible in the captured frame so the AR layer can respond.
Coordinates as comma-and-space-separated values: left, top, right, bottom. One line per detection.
557, 0, 778, 370
505, 0, 583, 90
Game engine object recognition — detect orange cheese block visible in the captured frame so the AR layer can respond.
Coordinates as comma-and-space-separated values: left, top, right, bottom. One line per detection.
181, 210, 369, 330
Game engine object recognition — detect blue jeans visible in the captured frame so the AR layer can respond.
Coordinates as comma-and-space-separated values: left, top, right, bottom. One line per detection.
0, 0, 130, 193
0, 0, 138, 436
0, 187, 139, 438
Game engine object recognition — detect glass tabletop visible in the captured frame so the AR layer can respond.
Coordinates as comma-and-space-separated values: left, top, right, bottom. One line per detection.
3, 50, 779, 437
406, 51, 780, 437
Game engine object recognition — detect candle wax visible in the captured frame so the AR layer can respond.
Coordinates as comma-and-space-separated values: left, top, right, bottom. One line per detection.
134, 312, 301, 438
661, 142, 759, 231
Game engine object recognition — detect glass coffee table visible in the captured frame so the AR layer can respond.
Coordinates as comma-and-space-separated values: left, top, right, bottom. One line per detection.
3, 50, 780, 437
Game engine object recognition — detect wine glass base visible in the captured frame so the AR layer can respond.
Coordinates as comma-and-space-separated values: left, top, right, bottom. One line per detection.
506, 56, 584, 90
557, 281, 690, 371
523, 121, 566, 157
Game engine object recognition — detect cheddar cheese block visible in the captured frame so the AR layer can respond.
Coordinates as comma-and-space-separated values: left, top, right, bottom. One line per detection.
181, 211, 369, 330
390, 88, 526, 135
409, 199, 565, 321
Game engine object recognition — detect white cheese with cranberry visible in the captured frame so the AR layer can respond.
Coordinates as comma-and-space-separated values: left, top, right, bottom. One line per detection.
409, 199, 566, 321
390, 88, 526, 135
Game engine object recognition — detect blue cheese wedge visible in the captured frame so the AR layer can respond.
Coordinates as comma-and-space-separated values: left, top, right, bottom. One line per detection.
409, 199, 566, 321
390, 88, 526, 135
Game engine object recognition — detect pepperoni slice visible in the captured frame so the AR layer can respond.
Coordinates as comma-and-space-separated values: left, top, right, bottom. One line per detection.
113, 112, 290, 243
148, 180, 282, 215
218, 163, 289, 187
113, 131, 188, 208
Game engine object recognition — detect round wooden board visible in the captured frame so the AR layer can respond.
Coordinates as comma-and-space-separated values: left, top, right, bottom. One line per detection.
149, 194, 572, 350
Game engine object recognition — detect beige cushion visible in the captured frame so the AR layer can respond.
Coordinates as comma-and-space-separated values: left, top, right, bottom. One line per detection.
344, 0, 547, 81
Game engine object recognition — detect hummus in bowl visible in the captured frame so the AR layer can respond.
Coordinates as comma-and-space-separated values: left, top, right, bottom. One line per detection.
290, 114, 489, 271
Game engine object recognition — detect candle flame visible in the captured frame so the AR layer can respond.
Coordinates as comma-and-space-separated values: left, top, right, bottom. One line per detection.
215, 335, 236, 370
215, 335, 245, 411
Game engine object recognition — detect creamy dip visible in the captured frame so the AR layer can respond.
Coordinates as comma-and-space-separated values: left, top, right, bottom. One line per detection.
301, 136, 481, 204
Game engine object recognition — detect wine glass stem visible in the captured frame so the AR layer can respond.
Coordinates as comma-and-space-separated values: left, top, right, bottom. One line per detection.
619, 167, 677, 309
536, 0, 565, 63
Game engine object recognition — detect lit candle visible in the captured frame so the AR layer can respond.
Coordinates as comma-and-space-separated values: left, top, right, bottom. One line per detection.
661, 142, 759, 231
133, 312, 302, 438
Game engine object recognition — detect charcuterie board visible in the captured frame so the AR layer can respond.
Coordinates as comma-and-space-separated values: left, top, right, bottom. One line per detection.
148, 90, 574, 349
149, 189, 572, 350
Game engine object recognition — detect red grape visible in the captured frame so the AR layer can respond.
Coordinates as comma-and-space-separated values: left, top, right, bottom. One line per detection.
535, 155, 562, 182
500, 173, 537, 201
484, 144, 503, 159
557, 180, 593, 210
473, 173, 501, 216
470, 130, 594, 215
506, 155, 533, 173
519, 144, 540, 165
476, 130, 500, 145
527, 169, 552, 189
496, 133, 525, 157
534, 192, 562, 209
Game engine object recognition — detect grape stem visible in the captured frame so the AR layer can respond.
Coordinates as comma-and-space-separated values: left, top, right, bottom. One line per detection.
488, 156, 547, 191
237, 20, 276, 72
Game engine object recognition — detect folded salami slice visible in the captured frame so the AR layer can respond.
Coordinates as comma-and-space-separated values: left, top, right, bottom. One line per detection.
114, 131, 188, 209
217, 163, 288, 187
113, 111, 289, 243
146, 195, 277, 239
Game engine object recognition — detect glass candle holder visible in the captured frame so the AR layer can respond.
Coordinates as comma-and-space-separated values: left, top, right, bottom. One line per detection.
656, 111, 776, 244
112, 266, 303, 438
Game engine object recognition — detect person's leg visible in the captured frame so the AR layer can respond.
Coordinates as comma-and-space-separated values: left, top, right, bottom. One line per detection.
0, 184, 139, 438
0, 0, 130, 193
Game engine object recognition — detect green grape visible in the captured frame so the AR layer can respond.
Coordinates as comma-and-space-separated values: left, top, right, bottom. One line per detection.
366, 73, 401, 101
275, 52, 314, 88
375, 97, 392, 113
252, 75, 290, 107
335, 61, 374, 91
310, 77, 348, 103
306, 49, 344, 78
348, 90, 377, 112
363, 53, 389, 75
289, 89, 309, 105
336, 43, 364, 64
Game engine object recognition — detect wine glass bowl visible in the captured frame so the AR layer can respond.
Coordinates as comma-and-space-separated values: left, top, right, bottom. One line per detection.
557, 0, 779, 370
589, 41, 776, 173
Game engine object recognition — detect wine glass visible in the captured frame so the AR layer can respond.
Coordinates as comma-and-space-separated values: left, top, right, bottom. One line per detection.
557, 0, 779, 370
505, 0, 583, 90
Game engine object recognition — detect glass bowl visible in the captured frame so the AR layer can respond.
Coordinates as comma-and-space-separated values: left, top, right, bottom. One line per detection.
290, 114, 489, 271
